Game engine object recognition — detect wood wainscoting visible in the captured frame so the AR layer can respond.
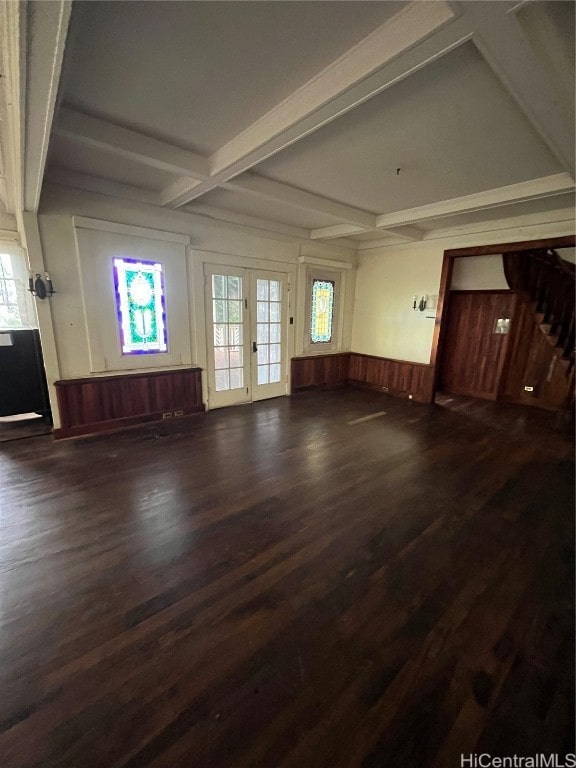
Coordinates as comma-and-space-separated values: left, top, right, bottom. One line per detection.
54, 367, 204, 439
291, 353, 434, 403
290, 353, 351, 392
348, 353, 434, 403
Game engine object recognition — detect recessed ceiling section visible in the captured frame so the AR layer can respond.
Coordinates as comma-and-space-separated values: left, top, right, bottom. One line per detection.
61, 1, 404, 156
515, 1, 575, 117
47, 136, 179, 191
254, 42, 562, 215
185, 188, 343, 231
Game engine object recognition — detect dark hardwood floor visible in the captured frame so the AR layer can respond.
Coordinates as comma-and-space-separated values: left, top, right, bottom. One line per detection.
0, 388, 574, 767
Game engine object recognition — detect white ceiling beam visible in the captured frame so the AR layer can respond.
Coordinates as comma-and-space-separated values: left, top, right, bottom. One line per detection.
309, 224, 368, 241
357, 205, 576, 250
310, 174, 575, 239
211, 1, 456, 175
23, 1, 72, 211
159, 176, 204, 206
224, 174, 377, 228
180, 203, 311, 241
55, 108, 210, 180
163, 3, 472, 207
310, 223, 423, 242
45, 167, 161, 206
375, 173, 575, 228
464, 2, 575, 175
0, 0, 26, 218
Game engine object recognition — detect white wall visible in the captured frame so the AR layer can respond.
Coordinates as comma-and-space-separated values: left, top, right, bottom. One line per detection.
451, 254, 509, 290
352, 243, 442, 363
37, 183, 357, 426
352, 221, 575, 364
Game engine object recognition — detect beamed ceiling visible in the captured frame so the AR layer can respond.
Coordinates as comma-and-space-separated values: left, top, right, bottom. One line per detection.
15, 1, 576, 247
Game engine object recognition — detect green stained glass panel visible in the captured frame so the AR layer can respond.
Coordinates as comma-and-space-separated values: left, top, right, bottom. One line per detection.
114, 258, 167, 354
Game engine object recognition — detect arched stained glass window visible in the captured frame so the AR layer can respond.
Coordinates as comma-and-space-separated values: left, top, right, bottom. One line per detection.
310, 279, 334, 344
113, 258, 167, 354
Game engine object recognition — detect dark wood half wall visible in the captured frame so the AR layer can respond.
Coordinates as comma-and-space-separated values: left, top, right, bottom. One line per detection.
291, 353, 434, 403
54, 367, 204, 439
290, 353, 351, 391
348, 353, 434, 402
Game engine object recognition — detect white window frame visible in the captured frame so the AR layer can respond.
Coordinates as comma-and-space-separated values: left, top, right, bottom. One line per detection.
0, 246, 37, 331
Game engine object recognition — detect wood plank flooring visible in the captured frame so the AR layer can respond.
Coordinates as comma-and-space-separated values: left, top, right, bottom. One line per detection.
0, 389, 573, 767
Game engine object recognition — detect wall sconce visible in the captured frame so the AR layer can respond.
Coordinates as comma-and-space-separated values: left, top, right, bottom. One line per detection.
412, 294, 428, 312
28, 272, 55, 300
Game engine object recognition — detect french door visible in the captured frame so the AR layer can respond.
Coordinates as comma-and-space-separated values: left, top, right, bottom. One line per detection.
205, 265, 288, 408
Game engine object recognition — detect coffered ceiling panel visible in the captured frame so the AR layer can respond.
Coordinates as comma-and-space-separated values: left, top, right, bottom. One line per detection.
48, 135, 178, 191
26, 0, 573, 247
254, 42, 562, 215
186, 188, 342, 230
61, 0, 404, 155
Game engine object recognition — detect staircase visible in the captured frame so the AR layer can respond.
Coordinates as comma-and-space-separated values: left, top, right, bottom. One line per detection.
503, 248, 575, 376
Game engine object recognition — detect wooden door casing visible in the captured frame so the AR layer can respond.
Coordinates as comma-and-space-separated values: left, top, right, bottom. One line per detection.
438, 290, 518, 401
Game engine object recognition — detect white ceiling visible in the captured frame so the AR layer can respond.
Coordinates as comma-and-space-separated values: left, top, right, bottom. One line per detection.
61, 1, 402, 155
48, 135, 179, 191
254, 42, 561, 213
36, 0, 575, 247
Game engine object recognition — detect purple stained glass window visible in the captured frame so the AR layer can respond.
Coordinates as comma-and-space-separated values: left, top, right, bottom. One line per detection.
113, 258, 167, 355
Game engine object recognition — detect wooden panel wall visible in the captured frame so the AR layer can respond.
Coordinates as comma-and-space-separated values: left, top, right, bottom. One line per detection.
438, 291, 517, 401
291, 353, 434, 403
54, 368, 204, 439
348, 353, 435, 403
291, 353, 351, 392
500, 301, 575, 411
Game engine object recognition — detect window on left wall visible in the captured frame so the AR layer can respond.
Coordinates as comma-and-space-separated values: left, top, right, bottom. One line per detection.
113, 258, 168, 354
0, 252, 33, 329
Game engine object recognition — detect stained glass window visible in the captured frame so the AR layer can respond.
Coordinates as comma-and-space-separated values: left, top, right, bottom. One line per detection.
113, 258, 167, 355
310, 279, 334, 344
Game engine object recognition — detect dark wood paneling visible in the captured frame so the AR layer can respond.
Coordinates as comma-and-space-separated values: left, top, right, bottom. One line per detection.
291, 353, 434, 402
1, 390, 573, 766
432, 235, 575, 402
348, 353, 435, 402
54, 368, 204, 438
291, 353, 351, 391
438, 291, 518, 401
500, 300, 575, 411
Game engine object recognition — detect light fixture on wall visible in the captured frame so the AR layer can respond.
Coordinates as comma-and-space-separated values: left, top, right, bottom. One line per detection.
28, 272, 55, 300
412, 294, 428, 312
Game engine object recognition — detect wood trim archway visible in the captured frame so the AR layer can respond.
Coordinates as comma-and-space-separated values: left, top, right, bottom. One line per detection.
430, 234, 576, 401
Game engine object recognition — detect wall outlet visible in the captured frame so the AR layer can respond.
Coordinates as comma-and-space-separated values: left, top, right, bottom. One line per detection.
381, 386, 389, 392
523, 386, 534, 392
174, 409, 184, 417
162, 412, 173, 419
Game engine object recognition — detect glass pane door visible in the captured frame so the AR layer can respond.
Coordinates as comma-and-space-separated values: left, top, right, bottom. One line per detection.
205, 267, 250, 408
250, 271, 287, 401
